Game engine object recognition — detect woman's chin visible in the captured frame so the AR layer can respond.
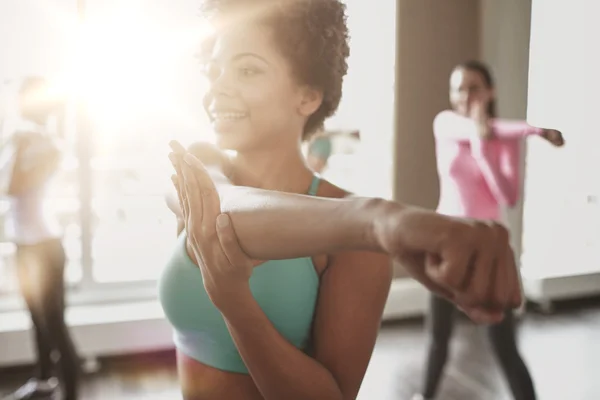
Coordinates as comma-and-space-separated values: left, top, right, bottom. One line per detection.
215, 131, 251, 152
212, 124, 269, 153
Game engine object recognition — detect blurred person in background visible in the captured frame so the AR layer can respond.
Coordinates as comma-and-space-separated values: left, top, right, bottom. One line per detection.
306, 133, 333, 174
412, 60, 564, 400
1, 76, 79, 400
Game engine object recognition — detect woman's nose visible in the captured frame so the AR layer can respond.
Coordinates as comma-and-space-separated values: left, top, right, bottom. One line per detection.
209, 70, 235, 97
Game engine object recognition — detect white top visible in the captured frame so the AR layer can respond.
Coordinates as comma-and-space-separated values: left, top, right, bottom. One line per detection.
2, 121, 62, 245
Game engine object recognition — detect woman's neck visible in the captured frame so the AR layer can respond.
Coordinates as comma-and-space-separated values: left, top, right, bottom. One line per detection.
231, 144, 315, 194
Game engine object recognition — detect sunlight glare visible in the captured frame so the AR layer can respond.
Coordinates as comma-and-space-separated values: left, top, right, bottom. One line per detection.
57, 2, 213, 148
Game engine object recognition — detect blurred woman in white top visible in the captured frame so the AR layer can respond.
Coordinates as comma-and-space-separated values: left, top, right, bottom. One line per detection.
1, 76, 79, 400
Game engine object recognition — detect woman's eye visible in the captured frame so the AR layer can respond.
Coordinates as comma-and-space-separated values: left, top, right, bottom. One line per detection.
238, 67, 260, 78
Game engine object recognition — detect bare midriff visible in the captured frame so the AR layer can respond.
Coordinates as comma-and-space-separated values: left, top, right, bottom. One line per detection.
177, 351, 263, 400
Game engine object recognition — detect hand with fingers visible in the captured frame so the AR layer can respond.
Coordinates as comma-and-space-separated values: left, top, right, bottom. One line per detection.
168, 142, 259, 312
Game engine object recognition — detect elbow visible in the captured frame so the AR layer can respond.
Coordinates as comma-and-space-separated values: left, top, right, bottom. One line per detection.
326, 389, 344, 400
325, 382, 345, 400
502, 191, 519, 208
506, 198, 518, 208
508, 187, 521, 207
187, 141, 226, 167
309, 392, 343, 400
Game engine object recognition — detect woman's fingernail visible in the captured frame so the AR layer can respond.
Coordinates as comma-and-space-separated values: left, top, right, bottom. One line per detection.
217, 214, 229, 228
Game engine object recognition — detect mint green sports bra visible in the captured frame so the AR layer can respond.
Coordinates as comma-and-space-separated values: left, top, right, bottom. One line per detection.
158, 176, 321, 374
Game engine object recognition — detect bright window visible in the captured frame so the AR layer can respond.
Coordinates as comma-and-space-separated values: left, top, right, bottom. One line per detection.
0, 0, 210, 300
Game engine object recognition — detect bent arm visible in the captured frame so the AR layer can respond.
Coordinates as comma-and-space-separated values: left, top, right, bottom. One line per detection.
434, 110, 544, 141
222, 251, 391, 400
470, 139, 520, 207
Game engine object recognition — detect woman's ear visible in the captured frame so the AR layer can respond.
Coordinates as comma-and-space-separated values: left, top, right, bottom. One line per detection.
297, 87, 323, 117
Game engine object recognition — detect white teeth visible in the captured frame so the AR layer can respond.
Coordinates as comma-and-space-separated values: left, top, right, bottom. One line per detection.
212, 112, 247, 120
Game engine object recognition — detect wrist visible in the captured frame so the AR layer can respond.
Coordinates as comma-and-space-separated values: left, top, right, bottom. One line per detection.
371, 200, 413, 254
374, 203, 454, 256
355, 197, 398, 253
212, 284, 254, 316
217, 287, 257, 322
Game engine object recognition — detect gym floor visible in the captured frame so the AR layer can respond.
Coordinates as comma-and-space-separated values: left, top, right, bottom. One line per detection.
1, 297, 599, 400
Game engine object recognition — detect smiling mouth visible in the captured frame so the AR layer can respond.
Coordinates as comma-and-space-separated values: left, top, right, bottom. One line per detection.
210, 112, 248, 121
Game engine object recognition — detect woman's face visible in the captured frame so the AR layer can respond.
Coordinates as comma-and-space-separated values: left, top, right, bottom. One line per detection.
449, 67, 494, 117
201, 22, 321, 152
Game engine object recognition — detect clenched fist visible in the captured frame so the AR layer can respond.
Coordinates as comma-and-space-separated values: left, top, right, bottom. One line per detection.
375, 206, 522, 323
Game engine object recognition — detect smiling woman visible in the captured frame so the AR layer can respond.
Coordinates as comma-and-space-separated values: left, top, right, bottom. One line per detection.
159, 1, 388, 399
195, 0, 348, 154
157, 1, 526, 400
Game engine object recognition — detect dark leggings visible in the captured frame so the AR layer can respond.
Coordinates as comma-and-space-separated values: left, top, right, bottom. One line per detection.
422, 295, 536, 400
16, 239, 80, 400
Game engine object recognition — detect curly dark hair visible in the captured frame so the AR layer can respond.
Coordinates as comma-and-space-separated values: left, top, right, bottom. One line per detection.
199, 0, 350, 140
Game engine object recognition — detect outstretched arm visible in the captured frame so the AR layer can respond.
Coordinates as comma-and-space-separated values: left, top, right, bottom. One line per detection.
434, 110, 544, 142
167, 154, 389, 260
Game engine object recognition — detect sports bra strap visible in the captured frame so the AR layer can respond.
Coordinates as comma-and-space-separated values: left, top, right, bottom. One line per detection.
307, 175, 321, 196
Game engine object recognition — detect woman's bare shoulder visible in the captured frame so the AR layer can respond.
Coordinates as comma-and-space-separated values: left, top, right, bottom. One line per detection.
315, 178, 352, 200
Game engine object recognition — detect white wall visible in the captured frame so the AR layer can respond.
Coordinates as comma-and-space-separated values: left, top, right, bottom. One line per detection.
522, 0, 600, 275
481, 1, 600, 305
325, 0, 397, 199
480, 0, 533, 263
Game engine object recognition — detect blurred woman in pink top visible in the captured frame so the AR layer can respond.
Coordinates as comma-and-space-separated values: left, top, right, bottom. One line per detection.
413, 61, 564, 400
